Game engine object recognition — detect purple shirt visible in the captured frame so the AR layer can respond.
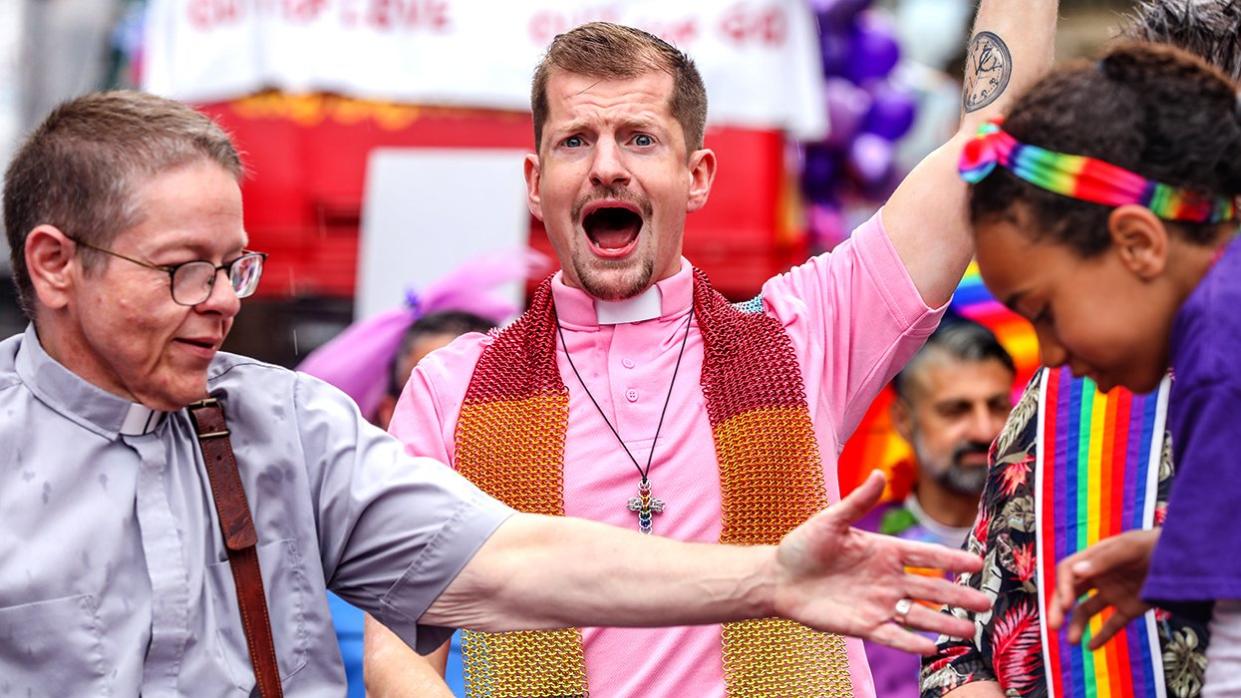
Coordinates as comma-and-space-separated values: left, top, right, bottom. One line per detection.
1144, 236, 1241, 604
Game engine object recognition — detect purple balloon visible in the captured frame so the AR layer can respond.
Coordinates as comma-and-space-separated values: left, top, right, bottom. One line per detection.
824, 78, 873, 147
824, 78, 872, 148
812, 0, 870, 29
801, 144, 841, 204
862, 81, 917, 141
819, 26, 853, 76
844, 12, 901, 84
847, 132, 895, 187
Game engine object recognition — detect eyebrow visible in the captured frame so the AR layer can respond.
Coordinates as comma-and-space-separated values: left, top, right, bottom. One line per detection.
556, 115, 663, 137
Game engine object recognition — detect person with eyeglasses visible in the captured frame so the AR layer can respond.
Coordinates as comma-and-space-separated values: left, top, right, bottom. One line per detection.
0, 90, 992, 696
63, 235, 266, 307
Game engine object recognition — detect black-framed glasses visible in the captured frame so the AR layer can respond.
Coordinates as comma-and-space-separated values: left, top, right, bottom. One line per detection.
68, 235, 267, 306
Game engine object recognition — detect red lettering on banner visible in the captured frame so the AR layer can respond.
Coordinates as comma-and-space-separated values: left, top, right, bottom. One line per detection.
283, 0, 328, 22
719, 3, 787, 47
339, 0, 362, 26
637, 18, 698, 46
528, 6, 622, 45
187, 0, 244, 30
365, 0, 452, 32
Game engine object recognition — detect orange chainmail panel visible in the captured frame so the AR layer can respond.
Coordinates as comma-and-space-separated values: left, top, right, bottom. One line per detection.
452, 272, 854, 697
696, 272, 854, 697
455, 283, 588, 698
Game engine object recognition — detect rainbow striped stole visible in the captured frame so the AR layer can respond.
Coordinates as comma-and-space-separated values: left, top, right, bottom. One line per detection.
1035, 368, 1170, 698
453, 270, 855, 697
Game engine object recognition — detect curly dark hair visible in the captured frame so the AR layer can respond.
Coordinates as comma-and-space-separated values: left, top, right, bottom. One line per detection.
968, 42, 1241, 256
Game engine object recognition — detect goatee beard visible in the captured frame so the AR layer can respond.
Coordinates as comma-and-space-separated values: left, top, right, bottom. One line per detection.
576, 258, 655, 301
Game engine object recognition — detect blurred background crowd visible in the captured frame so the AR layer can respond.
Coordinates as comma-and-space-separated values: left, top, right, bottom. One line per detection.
0, 0, 1136, 492
0, 1, 1154, 694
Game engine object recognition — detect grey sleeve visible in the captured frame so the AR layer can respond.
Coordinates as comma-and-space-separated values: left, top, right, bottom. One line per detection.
295, 372, 513, 654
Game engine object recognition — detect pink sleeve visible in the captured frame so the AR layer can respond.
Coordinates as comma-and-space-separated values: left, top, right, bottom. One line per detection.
387, 332, 488, 467
761, 210, 946, 441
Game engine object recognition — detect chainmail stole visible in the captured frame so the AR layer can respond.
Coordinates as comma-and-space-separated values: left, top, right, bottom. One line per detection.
453, 269, 854, 697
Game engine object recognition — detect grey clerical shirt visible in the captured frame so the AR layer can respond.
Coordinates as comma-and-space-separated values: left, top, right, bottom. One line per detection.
0, 326, 513, 696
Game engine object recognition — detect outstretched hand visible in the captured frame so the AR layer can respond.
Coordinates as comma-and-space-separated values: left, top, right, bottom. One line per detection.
772, 471, 990, 655
1047, 528, 1159, 650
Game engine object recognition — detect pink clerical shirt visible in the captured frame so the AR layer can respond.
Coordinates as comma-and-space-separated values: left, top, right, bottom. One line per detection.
390, 212, 945, 697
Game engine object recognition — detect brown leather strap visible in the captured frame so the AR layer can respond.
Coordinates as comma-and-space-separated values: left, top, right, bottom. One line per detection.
188, 398, 284, 698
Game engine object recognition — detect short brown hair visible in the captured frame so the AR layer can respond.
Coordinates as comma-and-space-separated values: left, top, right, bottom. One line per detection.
530, 22, 708, 152
3, 90, 243, 319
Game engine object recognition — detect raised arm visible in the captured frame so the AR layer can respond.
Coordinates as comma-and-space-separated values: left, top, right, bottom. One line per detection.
883, 0, 1059, 306
416, 472, 990, 655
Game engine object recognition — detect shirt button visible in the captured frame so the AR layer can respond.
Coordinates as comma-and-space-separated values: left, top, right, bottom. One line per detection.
622, 358, 635, 369
625, 389, 639, 402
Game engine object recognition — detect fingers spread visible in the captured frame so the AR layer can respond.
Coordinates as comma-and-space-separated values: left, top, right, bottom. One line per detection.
899, 539, 983, 574
867, 622, 938, 655
1067, 593, 1110, 645
1088, 609, 1137, 651
899, 603, 976, 640
1052, 555, 1086, 628
903, 575, 991, 613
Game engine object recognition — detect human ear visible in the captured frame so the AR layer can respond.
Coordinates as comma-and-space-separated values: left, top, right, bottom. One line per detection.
686, 148, 717, 213
25, 225, 77, 311
1107, 205, 1167, 280
523, 153, 544, 221
890, 393, 915, 444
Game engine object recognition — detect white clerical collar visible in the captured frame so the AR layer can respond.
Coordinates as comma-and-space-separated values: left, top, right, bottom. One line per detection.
594, 284, 664, 325
16, 324, 168, 439
119, 402, 165, 436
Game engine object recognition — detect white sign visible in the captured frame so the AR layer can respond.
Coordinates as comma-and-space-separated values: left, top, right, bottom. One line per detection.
355, 148, 530, 320
142, 0, 827, 139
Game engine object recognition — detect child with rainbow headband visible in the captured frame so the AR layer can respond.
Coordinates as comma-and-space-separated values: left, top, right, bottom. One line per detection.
961, 41, 1241, 695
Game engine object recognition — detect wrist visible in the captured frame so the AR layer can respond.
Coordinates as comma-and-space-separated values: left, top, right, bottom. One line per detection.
743, 544, 781, 619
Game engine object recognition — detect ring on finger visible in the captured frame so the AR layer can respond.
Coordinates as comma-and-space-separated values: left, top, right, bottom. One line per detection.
893, 597, 914, 623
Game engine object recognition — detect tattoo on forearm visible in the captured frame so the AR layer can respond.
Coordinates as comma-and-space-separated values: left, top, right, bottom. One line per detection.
963, 31, 1012, 113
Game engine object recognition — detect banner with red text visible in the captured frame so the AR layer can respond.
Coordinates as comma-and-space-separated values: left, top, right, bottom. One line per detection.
142, 0, 828, 140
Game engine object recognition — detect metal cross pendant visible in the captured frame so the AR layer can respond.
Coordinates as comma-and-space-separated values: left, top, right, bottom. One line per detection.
627, 478, 665, 534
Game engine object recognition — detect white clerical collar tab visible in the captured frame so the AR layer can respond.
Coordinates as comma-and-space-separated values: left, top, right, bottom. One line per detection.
594, 285, 663, 325
120, 402, 164, 436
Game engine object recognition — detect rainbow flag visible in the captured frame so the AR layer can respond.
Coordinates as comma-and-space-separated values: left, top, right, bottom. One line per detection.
953, 262, 1039, 382
837, 261, 1039, 500
1035, 368, 1168, 698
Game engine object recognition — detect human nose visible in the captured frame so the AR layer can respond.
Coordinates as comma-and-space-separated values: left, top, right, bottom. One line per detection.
589, 139, 631, 188
966, 404, 999, 443
196, 268, 242, 317
1036, 326, 1068, 368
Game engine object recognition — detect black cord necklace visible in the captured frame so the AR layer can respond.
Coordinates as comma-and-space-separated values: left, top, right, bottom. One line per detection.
556, 306, 695, 534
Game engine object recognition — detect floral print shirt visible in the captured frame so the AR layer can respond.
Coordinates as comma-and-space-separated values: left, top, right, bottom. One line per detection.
920, 369, 1209, 698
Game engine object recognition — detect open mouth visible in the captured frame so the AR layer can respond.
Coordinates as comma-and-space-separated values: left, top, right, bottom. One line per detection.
583, 205, 643, 257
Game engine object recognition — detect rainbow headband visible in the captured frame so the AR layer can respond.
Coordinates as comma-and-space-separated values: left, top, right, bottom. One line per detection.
960, 119, 1236, 224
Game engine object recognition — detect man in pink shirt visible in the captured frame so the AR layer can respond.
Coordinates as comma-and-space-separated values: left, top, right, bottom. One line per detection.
368, 5, 1057, 696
